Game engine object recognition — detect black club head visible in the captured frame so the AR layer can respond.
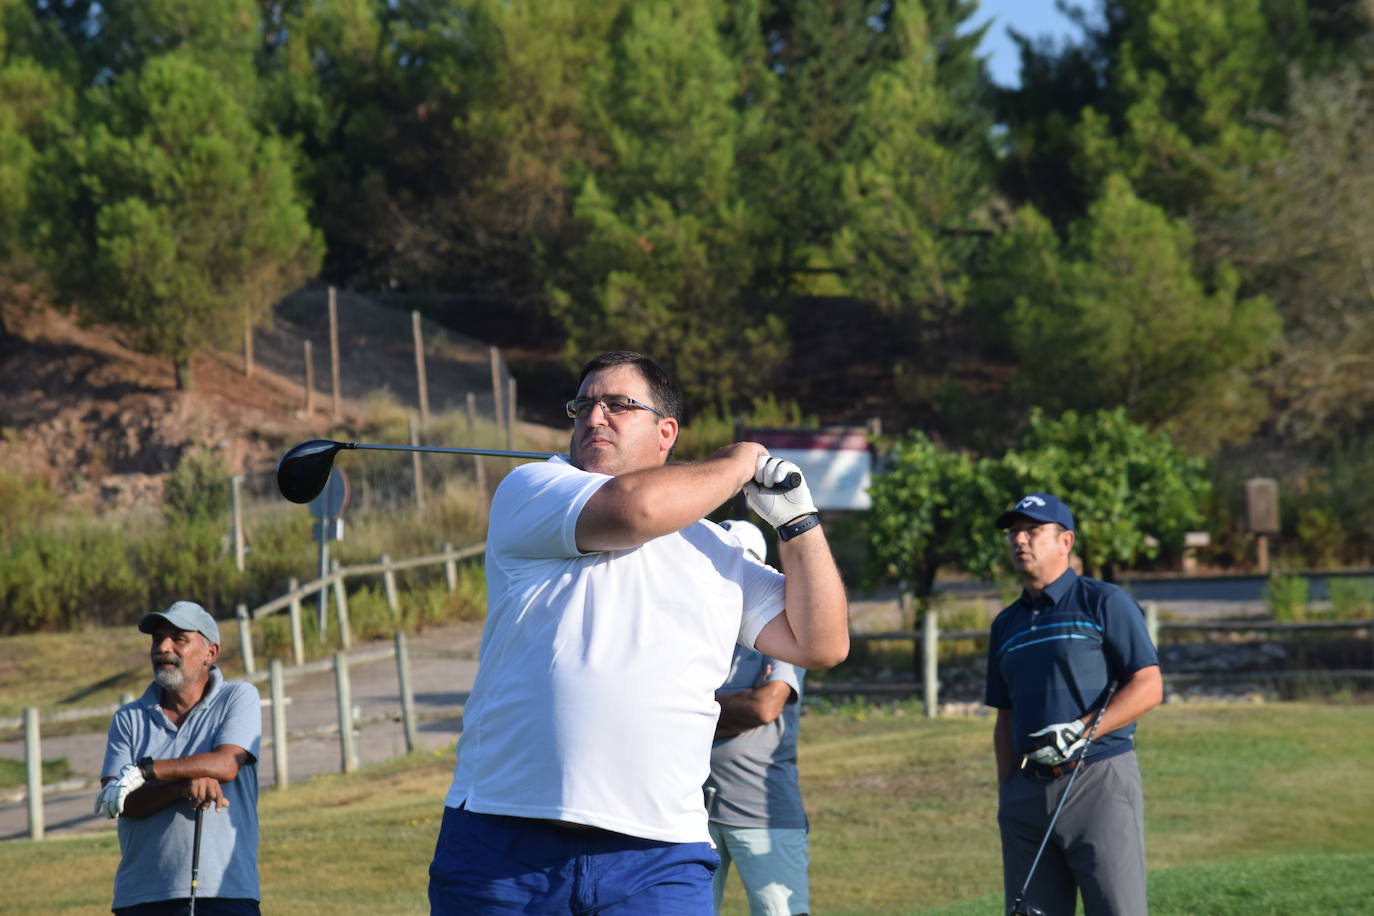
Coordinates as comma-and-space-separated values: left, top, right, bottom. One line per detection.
276, 439, 348, 504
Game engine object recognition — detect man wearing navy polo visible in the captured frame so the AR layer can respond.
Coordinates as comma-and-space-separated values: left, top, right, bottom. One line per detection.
986, 493, 1163, 916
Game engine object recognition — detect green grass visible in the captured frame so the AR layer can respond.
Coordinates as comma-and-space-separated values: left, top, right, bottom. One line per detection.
0, 755, 74, 788
2, 704, 1372, 914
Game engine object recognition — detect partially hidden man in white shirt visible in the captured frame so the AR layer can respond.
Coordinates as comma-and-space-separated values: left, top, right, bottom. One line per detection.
428, 351, 849, 915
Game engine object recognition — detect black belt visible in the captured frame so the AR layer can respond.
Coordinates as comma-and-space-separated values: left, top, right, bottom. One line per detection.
1022, 758, 1086, 780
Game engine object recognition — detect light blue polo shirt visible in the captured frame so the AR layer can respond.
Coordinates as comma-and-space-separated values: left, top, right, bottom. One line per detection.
101, 668, 261, 908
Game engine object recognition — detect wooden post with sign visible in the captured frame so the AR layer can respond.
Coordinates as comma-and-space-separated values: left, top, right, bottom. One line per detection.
1245, 478, 1280, 575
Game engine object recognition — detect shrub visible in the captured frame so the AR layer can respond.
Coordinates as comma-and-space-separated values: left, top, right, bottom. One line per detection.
1267, 574, 1310, 622
163, 450, 231, 521
1326, 577, 1374, 620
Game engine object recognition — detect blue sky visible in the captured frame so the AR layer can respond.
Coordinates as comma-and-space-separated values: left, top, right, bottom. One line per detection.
967, 0, 1087, 87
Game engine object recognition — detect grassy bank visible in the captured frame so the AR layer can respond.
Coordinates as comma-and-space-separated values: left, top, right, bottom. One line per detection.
2, 702, 1371, 914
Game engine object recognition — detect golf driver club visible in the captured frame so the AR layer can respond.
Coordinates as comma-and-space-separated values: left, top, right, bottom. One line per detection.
276, 437, 802, 504
1007, 680, 1120, 916
188, 805, 204, 916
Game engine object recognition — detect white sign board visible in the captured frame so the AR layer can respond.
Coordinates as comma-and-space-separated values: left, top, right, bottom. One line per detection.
741, 428, 874, 511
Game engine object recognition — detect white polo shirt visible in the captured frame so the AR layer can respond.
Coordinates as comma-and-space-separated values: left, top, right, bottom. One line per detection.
444, 457, 786, 843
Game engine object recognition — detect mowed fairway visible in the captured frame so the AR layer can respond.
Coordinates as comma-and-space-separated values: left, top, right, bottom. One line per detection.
3, 703, 1372, 914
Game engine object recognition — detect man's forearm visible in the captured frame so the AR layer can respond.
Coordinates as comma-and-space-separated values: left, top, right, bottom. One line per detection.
1092, 664, 1163, 735
758, 525, 848, 669
144, 749, 243, 785
715, 681, 792, 737
993, 710, 1016, 784
120, 780, 194, 819
577, 447, 760, 551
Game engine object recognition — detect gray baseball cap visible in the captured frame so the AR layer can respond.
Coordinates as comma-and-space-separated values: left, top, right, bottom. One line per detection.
139, 600, 221, 645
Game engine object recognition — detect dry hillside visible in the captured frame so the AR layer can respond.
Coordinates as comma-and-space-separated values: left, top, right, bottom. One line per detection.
0, 294, 559, 511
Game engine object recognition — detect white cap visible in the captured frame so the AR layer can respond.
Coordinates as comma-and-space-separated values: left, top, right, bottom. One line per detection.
719, 518, 767, 561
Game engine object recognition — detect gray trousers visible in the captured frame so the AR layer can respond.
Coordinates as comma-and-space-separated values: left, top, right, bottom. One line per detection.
998, 750, 1147, 916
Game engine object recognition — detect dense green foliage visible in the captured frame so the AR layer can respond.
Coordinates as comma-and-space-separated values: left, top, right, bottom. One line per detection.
869, 409, 1209, 594
5, 0, 1372, 422
3, 0, 1374, 597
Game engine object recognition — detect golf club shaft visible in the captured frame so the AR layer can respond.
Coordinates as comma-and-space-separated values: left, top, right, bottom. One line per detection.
1010, 680, 1120, 914
343, 442, 803, 488
346, 442, 558, 461
189, 806, 204, 916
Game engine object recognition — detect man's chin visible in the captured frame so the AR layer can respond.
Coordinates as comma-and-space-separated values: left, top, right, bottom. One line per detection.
572, 448, 617, 475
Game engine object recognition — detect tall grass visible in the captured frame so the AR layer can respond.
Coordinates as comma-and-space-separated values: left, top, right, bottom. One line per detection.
0, 402, 512, 636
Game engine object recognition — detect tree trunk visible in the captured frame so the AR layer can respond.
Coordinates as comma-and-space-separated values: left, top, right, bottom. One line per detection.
174, 356, 192, 390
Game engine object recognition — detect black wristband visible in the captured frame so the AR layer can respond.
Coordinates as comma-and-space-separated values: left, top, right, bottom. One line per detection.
138, 756, 155, 781
777, 512, 821, 541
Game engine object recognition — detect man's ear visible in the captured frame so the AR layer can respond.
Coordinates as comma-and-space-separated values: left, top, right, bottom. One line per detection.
1063, 530, 1076, 553
659, 417, 679, 456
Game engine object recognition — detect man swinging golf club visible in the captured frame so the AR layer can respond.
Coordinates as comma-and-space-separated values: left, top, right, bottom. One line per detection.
985, 494, 1163, 916
97, 601, 262, 916
427, 351, 848, 914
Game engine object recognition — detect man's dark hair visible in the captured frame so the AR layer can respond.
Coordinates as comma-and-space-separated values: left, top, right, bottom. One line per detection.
578, 351, 685, 424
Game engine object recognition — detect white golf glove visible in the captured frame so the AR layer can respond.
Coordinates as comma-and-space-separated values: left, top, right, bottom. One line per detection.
745, 457, 818, 530
1025, 719, 1087, 766
94, 763, 146, 818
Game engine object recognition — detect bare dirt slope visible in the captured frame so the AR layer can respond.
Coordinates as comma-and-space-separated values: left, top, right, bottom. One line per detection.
0, 296, 558, 511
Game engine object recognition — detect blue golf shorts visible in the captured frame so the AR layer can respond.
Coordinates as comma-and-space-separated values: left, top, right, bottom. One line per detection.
428, 805, 719, 915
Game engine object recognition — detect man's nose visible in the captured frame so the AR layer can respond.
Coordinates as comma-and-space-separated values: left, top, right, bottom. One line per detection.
585, 400, 610, 426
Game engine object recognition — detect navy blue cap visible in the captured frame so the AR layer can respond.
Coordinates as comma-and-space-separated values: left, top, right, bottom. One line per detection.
996, 493, 1075, 532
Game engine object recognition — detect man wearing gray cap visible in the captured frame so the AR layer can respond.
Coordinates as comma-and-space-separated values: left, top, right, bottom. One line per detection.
97, 601, 262, 915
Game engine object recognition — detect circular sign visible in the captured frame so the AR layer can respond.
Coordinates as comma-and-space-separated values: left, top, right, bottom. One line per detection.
308, 468, 350, 520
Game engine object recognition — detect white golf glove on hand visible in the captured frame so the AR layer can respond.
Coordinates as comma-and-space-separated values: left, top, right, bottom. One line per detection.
1025, 719, 1087, 766
94, 763, 145, 818
745, 456, 818, 530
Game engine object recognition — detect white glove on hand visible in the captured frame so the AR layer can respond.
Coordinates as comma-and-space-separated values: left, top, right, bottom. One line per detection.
1025, 719, 1087, 766
745, 457, 818, 530
94, 763, 145, 818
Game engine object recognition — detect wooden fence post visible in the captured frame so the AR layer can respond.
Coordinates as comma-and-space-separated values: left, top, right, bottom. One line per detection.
395, 632, 419, 753
334, 652, 357, 773
244, 319, 254, 379
25, 706, 43, 840
236, 603, 255, 676
288, 578, 305, 667
412, 310, 430, 428
231, 474, 245, 573
466, 391, 488, 497
490, 346, 504, 429
410, 413, 426, 513
507, 376, 517, 451
303, 340, 314, 416
922, 610, 940, 719
329, 286, 342, 421
382, 555, 400, 618
270, 659, 288, 789
443, 542, 458, 593
332, 560, 352, 651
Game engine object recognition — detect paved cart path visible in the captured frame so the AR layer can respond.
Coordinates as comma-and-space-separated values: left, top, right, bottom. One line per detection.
0, 620, 484, 841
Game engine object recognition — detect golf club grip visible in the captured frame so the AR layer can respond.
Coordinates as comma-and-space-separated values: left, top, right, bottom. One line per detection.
770, 471, 802, 491
191, 806, 204, 892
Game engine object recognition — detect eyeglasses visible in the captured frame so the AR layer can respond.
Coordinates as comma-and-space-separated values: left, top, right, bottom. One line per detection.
564, 394, 665, 420
1005, 523, 1058, 541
